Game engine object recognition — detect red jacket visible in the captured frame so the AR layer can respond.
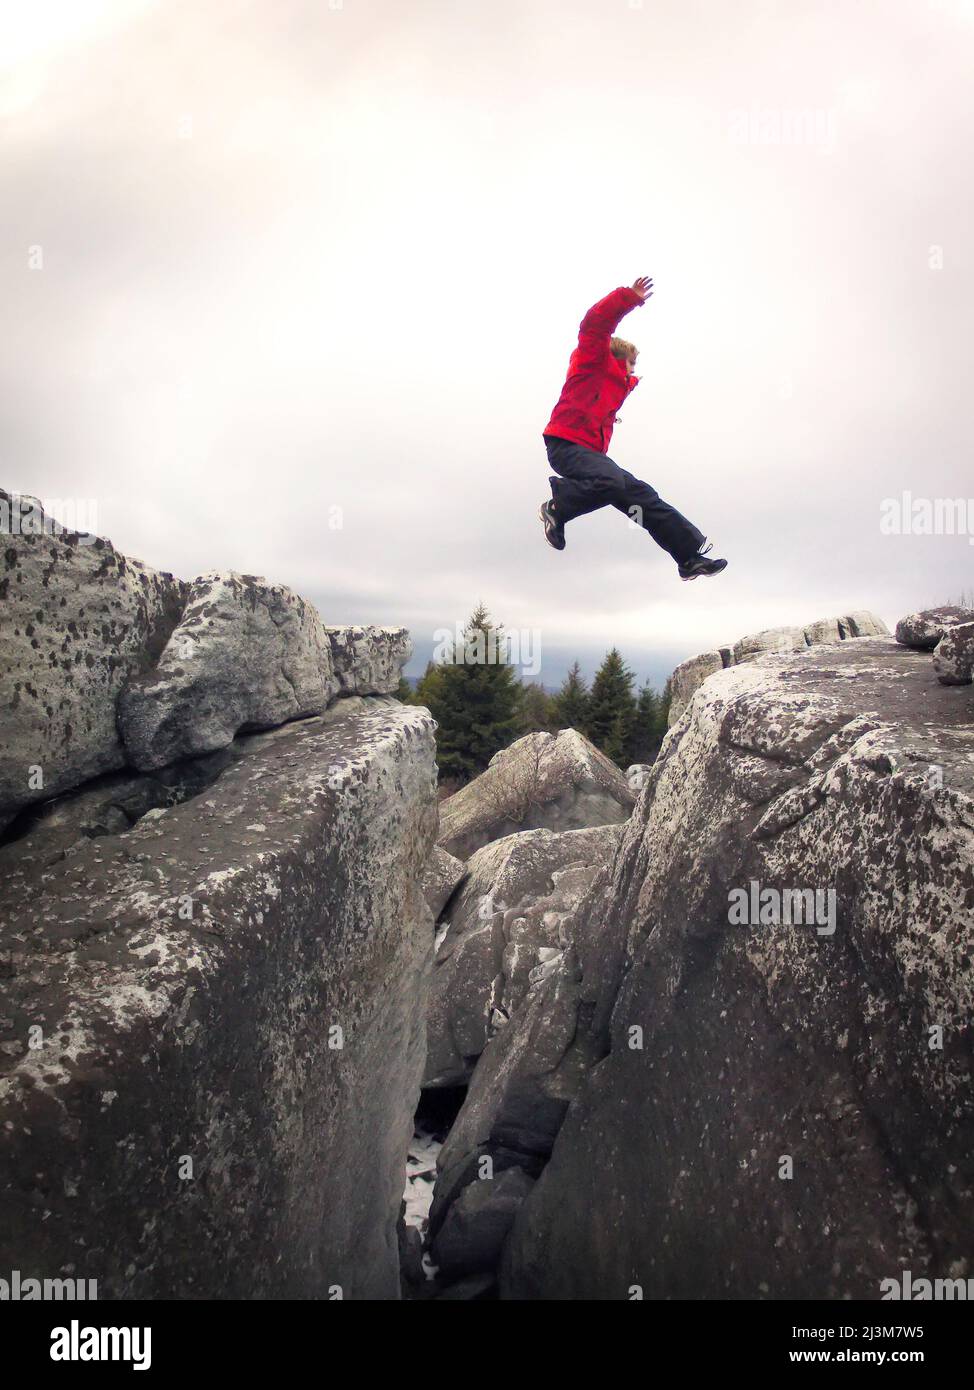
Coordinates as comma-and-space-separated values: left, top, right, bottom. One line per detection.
543, 286, 644, 453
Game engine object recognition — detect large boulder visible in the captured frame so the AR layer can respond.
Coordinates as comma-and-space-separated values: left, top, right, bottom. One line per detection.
431, 1165, 535, 1282
731, 624, 806, 663
118, 572, 411, 771
667, 611, 890, 725
667, 651, 726, 727
424, 823, 622, 1088
427, 945, 597, 1276
437, 729, 634, 861
324, 624, 412, 695
0, 696, 438, 1299
499, 635, 974, 1299
0, 490, 186, 830
421, 845, 467, 921
933, 621, 974, 686
895, 605, 974, 651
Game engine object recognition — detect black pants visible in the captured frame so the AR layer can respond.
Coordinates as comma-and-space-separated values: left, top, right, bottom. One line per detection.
543, 433, 704, 565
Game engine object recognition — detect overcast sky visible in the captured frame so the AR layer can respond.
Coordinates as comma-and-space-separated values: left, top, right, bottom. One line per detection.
3, 0, 973, 690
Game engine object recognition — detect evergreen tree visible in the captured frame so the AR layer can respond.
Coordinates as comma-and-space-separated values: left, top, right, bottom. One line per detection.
551, 661, 590, 732
660, 676, 672, 729
395, 674, 416, 704
413, 659, 444, 711
517, 681, 555, 735
626, 682, 662, 764
415, 605, 522, 783
584, 648, 637, 763
604, 708, 632, 765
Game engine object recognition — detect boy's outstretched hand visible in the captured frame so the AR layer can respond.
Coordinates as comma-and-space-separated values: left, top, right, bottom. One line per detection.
631, 275, 654, 301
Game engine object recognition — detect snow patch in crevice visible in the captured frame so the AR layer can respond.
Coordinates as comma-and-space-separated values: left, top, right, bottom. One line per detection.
403, 1126, 441, 1236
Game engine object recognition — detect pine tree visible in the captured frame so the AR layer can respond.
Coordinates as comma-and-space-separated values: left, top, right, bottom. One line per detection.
395, 674, 416, 704
517, 681, 555, 735
584, 648, 637, 763
660, 676, 672, 729
551, 661, 590, 732
626, 682, 661, 764
414, 605, 522, 783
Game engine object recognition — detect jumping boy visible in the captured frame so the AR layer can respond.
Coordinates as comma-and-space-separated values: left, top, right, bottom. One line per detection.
540, 276, 727, 581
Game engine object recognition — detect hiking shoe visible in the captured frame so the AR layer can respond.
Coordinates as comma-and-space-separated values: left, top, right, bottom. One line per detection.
539, 499, 565, 550
679, 541, 727, 581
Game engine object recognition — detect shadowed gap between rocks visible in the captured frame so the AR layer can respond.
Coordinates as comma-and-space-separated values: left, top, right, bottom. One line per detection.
400, 1086, 478, 1300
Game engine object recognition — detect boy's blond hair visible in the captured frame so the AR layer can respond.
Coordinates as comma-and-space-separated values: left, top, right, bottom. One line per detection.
610, 336, 638, 362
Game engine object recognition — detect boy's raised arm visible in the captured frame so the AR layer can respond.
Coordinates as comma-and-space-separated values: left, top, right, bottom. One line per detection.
575, 277, 654, 363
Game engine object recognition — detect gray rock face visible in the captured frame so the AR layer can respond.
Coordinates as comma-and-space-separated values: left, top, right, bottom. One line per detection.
118, 572, 411, 771
667, 611, 890, 725
0, 697, 438, 1299
499, 637, 974, 1300
0, 753, 237, 871
731, 624, 807, 663
933, 621, 974, 685
668, 651, 726, 725
895, 605, 974, 651
437, 729, 634, 861
428, 945, 597, 1271
431, 1165, 535, 1281
324, 624, 412, 695
424, 824, 622, 1088
0, 490, 186, 829
421, 845, 467, 921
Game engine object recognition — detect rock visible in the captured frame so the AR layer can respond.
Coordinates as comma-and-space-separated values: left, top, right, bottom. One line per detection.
625, 763, 654, 796
732, 624, 806, 663
0, 755, 233, 870
0, 489, 186, 829
431, 1166, 535, 1280
432, 1273, 496, 1300
437, 729, 634, 860
500, 635, 974, 1299
424, 824, 622, 1088
840, 610, 890, 638
118, 572, 403, 771
896, 605, 974, 651
118, 572, 412, 770
397, 1205, 426, 1290
0, 697, 438, 1299
421, 845, 467, 921
802, 617, 842, 644
428, 947, 596, 1261
933, 621, 974, 685
667, 651, 726, 729
324, 624, 412, 695
667, 611, 890, 725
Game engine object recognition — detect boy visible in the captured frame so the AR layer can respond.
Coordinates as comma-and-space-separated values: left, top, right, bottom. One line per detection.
540, 276, 727, 580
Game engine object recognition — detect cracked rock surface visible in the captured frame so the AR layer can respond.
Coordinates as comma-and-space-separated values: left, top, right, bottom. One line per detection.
0, 491, 186, 830
0, 697, 438, 1299
495, 637, 974, 1299
437, 729, 634, 861
118, 572, 410, 770
424, 823, 623, 1089
667, 610, 890, 725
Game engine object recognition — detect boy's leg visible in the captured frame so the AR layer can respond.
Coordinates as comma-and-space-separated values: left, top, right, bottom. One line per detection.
543, 435, 626, 525
542, 437, 709, 565
612, 469, 705, 565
